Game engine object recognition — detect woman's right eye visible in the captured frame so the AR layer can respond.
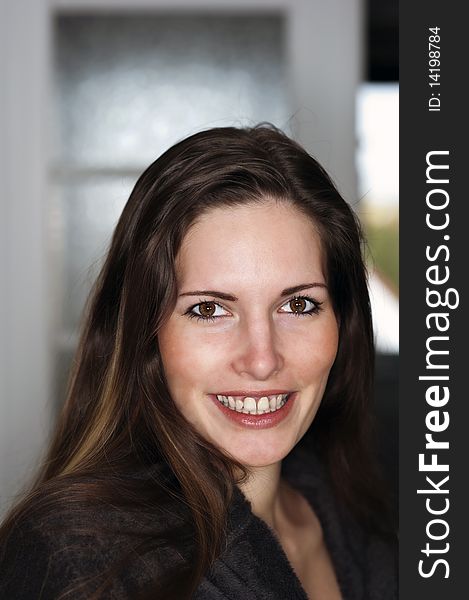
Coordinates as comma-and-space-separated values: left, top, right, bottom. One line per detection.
186, 301, 230, 321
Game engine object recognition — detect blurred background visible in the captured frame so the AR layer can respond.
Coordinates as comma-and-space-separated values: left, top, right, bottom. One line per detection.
0, 0, 398, 516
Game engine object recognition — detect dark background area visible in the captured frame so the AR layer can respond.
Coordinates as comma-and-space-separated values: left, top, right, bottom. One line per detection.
367, 0, 398, 81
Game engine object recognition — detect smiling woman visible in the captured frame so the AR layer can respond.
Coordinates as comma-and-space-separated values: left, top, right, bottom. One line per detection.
159, 202, 339, 469
0, 126, 397, 599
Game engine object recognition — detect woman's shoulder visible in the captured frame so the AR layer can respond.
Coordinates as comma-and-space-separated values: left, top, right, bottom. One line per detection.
281, 441, 398, 598
1, 508, 99, 599
0, 479, 190, 599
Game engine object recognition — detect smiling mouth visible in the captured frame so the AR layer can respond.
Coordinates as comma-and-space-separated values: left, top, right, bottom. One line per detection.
215, 393, 291, 415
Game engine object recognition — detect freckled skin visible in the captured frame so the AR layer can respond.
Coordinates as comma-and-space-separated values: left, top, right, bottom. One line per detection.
158, 200, 339, 468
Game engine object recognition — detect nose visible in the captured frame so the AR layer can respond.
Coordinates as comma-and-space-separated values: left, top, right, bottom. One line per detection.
231, 317, 284, 381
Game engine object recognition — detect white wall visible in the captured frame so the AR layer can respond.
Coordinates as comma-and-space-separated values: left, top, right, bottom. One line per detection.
0, 0, 52, 512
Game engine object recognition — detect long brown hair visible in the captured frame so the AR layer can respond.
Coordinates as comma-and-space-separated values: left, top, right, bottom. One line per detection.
0, 125, 390, 598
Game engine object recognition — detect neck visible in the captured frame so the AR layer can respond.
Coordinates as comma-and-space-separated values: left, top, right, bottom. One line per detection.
238, 461, 286, 530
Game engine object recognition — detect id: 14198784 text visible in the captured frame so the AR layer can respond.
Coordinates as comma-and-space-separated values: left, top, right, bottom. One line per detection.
428, 27, 441, 112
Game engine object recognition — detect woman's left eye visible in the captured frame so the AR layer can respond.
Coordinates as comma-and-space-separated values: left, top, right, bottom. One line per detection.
186, 301, 230, 321
278, 296, 322, 316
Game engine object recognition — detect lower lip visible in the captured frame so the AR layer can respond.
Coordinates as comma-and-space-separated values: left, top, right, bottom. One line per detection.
209, 393, 296, 429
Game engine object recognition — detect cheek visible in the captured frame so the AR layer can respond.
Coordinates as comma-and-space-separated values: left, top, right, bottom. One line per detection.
158, 321, 222, 392
159, 324, 189, 383
292, 321, 339, 382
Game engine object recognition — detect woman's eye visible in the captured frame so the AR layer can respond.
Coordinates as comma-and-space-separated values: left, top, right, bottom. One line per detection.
187, 301, 230, 320
279, 296, 322, 315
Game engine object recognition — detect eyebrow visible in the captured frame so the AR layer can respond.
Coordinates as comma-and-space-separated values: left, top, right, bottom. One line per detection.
281, 283, 327, 296
178, 283, 327, 302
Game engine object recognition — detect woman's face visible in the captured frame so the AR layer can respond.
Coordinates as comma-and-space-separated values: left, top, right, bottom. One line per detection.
158, 200, 339, 467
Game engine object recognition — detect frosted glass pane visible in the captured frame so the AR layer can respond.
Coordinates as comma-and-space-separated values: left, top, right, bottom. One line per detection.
53, 15, 288, 168
51, 177, 135, 330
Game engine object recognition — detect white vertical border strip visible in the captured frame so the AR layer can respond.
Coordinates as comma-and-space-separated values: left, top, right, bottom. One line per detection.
0, 0, 52, 511
288, 0, 362, 202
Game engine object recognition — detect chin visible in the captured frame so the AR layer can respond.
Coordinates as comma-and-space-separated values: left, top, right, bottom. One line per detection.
220, 438, 295, 469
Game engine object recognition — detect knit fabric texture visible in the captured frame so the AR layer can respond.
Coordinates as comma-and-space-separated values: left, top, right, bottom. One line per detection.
0, 445, 397, 599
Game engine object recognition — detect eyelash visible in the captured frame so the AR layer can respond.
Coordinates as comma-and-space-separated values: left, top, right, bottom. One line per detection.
287, 295, 324, 317
184, 295, 323, 322
184, 299, 224, 323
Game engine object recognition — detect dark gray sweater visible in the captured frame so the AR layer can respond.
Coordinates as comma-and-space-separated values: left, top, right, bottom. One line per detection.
0, 447, 397, 599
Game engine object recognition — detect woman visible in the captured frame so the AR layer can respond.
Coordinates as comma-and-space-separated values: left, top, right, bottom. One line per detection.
0, 125, 396, 599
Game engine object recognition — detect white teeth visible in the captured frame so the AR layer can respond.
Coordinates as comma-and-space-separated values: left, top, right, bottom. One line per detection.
215, 393, 290, 415
243, 397, 256, 414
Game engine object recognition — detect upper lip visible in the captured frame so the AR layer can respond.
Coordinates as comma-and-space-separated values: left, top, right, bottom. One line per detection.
212, 390, 293, 397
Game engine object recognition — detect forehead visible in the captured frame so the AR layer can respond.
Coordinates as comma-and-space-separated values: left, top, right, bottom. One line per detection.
176, 200, 325, 290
